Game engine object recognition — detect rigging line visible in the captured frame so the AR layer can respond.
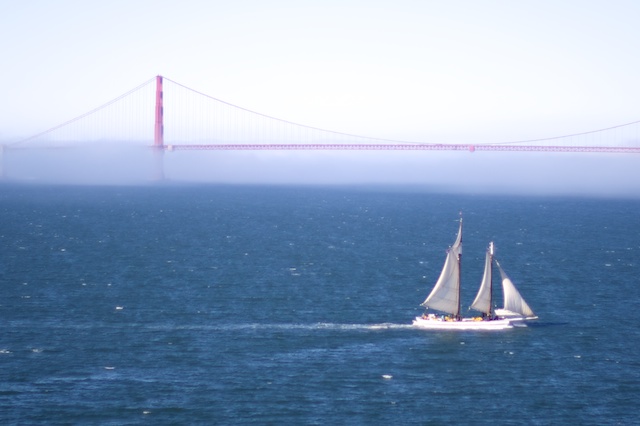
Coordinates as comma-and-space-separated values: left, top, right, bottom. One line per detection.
164, 77, 640, 149
491, 119, 640, 146
162, 76, 424, 145
10, 76, 157, 146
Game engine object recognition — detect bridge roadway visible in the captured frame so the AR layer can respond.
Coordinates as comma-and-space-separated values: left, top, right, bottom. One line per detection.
163, 143, 640, 153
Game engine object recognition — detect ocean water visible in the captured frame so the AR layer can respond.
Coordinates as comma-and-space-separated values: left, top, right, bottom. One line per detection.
1, 184, 639, 425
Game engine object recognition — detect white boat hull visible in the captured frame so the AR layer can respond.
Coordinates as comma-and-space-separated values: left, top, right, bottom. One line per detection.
412, 315, 531, 330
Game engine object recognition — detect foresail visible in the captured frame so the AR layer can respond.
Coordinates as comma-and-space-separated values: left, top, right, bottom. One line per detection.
421, 249, 460, 315
470, 250, 492, 315
497, 262, 535, 318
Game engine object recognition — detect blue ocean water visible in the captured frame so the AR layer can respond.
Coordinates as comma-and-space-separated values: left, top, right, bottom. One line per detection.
1, 184, 639, 425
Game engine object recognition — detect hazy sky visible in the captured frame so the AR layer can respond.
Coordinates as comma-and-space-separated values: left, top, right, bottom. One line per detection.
2, 0, 640, 193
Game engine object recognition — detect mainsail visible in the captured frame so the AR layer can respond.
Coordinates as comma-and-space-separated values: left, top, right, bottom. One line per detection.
420, 218, 463, 316
470, 243, 493, 316
496, 260, 536, 318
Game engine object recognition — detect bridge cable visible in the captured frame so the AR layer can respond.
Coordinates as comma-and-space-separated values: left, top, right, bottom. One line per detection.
10, 77, 157, 147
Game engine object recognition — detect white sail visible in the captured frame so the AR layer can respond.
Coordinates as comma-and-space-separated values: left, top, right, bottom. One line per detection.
496, 261, 535, 318
421, 249, 460, 315
450, 217, 462, 257
470, 246, 493, 315
420, 219, 462, 316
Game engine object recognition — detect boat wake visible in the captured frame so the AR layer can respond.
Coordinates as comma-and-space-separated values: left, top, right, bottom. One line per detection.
219, 322, 415, 332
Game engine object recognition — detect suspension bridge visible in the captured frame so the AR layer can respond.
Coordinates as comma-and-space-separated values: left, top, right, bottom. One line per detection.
3, 75, 640, 181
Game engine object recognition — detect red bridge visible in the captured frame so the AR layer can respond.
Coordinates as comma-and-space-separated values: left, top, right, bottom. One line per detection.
9, 75, 640, 155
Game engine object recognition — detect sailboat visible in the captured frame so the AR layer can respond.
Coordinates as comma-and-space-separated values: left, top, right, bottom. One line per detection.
412, 217, 537, 330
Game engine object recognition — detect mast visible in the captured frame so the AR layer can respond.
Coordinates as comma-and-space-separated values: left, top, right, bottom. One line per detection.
488, 242, 494, 318
456, 215, 463, 320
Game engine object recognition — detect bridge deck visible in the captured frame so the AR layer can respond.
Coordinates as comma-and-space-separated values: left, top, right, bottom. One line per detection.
164, 143, 640, 153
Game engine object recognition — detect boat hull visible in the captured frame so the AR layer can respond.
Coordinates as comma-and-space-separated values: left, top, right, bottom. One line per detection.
412, 316, 520, 330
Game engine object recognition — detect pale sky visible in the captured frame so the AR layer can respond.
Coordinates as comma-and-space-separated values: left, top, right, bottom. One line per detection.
2, 0, 640, 193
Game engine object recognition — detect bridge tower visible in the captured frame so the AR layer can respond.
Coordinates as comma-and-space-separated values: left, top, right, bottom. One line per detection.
153, 75, 165, 180
154, 75, 164, 147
